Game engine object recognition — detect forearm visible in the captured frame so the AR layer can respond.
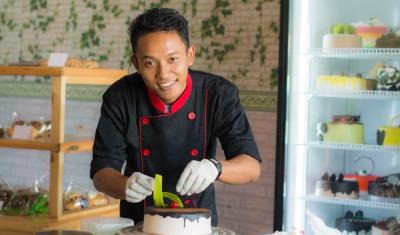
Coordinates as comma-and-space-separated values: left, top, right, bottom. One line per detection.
218, 154, 261, 184
93, 167, 128, 199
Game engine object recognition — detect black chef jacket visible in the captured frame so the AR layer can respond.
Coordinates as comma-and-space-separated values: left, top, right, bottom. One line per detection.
90, 70, 261, 226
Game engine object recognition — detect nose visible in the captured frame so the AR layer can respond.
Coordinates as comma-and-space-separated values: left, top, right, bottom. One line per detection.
157, 62, 169, 80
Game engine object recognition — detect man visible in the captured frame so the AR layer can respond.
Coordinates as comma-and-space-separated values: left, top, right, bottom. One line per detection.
90, 7, 261, 226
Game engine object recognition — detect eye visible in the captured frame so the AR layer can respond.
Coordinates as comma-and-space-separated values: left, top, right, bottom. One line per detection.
169, 57, 178, 63
143, 60, 155, 67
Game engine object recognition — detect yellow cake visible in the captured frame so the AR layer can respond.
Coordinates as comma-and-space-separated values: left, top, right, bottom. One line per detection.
316, 75, 375, 92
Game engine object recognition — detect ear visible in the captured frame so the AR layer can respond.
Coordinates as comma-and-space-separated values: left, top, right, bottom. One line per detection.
187, 45, 196, 66
131, 53, 139, 71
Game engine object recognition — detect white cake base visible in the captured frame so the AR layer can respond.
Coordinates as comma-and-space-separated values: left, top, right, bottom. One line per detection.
143, 214, 211, 235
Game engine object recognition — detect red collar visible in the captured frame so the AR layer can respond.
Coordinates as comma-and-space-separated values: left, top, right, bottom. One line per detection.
147, 74, 192, 114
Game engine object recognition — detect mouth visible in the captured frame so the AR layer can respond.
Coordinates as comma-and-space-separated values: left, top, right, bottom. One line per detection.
158, 80, 176, 90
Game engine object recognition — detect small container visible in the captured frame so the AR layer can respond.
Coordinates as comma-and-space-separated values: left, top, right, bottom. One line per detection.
81, 217, 134, 235
35, 231, 92, 235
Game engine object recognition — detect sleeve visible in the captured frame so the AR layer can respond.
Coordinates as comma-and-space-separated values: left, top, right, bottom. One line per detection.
90, 90, 128, 179
214, 85, 262, 162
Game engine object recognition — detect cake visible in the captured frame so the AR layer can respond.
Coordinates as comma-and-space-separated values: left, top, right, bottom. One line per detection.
372, 217, 400, 235
142, 207, 212, 235
332, 173, 359, 199
316, 75, 375, 92
323, 23, 362, 48
315, 173, 359, 199
377, 126, 400, 146
368, 173, 400, 203
315, 173, 335, 197
344, 170, 379, 196
376, 66, 400, 91
317, 115, 364, 144
335, 210, 375, 235
376, 30, 400, 48
353, 18, 388, 48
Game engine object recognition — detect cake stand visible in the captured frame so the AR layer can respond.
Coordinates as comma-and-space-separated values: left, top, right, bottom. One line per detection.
116, 223, 236, 235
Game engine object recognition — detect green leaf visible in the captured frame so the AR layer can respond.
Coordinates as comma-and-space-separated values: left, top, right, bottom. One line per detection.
154, 174, 165, 207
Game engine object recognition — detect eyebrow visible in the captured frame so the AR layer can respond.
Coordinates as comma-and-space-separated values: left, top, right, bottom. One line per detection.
140, 52, 180, 60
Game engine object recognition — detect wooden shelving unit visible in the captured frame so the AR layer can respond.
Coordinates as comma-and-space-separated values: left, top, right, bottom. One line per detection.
0, 66, 128, 235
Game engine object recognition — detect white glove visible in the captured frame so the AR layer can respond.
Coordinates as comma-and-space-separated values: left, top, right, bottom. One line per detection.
125, 172, 155, 203
176, 159, 218, 196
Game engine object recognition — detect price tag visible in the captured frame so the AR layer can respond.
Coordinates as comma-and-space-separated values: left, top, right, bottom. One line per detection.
11, 125, 33, 140
47, 53, 68, 67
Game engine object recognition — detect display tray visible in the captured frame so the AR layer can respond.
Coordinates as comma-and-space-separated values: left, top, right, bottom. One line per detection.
117, 223, 236, 235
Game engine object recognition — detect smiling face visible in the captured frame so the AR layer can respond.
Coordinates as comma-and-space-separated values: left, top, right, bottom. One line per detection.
131, 31, 195, 104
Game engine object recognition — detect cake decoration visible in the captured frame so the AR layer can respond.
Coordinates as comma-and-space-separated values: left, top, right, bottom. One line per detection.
317, 115, 364, 144
352, 18, 388, 48
153, 174, 183, 208
335, 210, 375, 235
323, 23, 362, 48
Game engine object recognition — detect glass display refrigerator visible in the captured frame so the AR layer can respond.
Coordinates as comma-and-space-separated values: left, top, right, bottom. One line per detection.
274, 0, 400, 234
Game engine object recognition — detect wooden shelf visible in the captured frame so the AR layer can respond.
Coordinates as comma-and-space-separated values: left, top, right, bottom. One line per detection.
0, 66, 126, 234
0, 139, 94, 153
0, 202, 119, 235
0, 66, 127, 85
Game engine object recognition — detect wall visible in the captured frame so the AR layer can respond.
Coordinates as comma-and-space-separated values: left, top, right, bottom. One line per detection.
0, 1, 279, 234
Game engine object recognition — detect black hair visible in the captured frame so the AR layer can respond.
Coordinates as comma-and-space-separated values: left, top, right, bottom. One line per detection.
128, 8, 190, 53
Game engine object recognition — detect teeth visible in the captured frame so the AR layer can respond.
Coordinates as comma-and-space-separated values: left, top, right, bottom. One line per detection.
159, 81, 175, 88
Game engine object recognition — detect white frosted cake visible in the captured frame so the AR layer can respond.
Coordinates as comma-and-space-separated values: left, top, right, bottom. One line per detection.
142, 207, 212, 235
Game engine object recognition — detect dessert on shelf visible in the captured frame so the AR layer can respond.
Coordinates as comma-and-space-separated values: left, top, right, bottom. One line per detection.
332, 173, 360, 199
377, 116, 400, 146
368, 173, 400, 203
316, 74, 376, 92
0, 180, 13, 211
352, 18, 388, 48
372, 217, 400, 235
376, 29, 400, 48
317, 115, 364, 144
323, 23, 362, 48
315, 173, 335, 197
335, 210, 375, 235
376, 66, 400, 91
315, 173, 359, 199
344, 171, 379, 197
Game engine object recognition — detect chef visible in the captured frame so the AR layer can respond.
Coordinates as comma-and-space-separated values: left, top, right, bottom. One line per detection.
90, 7, 262, 226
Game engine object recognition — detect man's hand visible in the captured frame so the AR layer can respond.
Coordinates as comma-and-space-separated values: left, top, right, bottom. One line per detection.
125, 172, 155, 203
176, 159, 218, 196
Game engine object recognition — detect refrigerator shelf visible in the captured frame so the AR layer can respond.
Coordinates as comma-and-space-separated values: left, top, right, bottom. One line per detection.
303, 141, 400, 152
305, 90, 400, 100
303, 194, 400, 210
306, 48, 400, 59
